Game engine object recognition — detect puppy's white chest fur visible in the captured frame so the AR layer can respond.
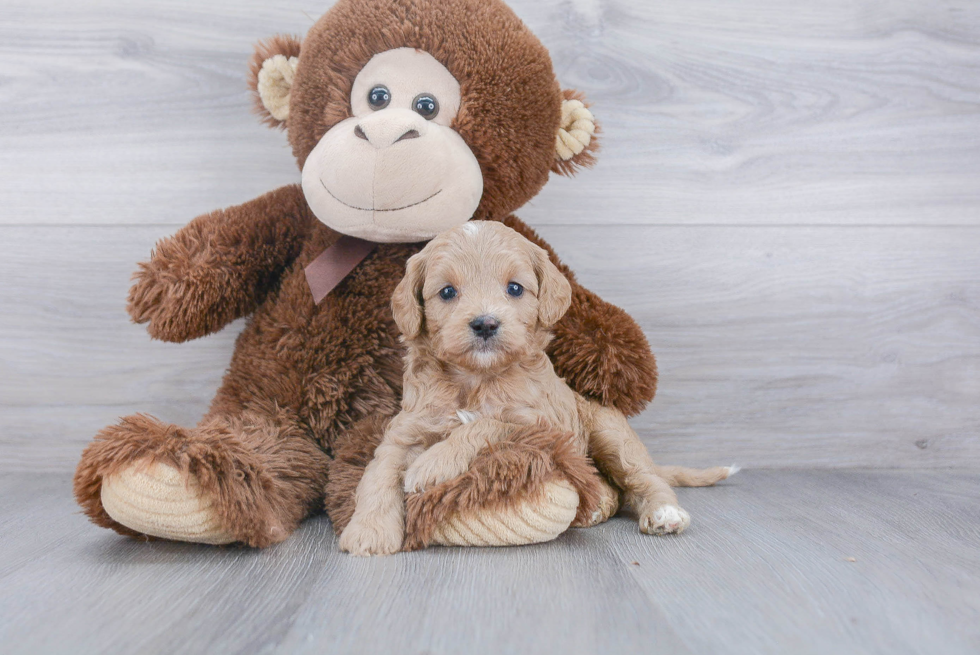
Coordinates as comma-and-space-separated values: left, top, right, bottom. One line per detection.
456, 409, 479, 424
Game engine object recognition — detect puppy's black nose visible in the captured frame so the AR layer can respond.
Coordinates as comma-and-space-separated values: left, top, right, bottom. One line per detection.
469, 315, 499, 340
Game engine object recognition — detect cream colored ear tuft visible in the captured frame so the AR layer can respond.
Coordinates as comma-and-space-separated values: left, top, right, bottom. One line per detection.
257, 54, 299, 123
555, 99, 596, 161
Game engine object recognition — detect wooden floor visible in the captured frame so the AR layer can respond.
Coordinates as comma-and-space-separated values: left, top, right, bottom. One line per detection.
1, 470, 978, 655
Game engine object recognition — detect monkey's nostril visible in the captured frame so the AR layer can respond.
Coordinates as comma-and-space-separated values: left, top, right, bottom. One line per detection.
469, 315, 500, 340
354, 125, 368, 140
395, 129, 421, 143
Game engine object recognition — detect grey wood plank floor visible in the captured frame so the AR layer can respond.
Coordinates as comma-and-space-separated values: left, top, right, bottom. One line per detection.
1, 470, 978, 655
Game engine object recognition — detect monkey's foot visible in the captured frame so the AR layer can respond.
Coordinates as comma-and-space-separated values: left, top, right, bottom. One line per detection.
429, 479, 580, 547
100, 459, 235, 545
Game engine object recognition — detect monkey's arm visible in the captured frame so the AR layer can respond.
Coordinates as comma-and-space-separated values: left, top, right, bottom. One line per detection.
502, 215, 658, 417
128, 185, 316, 342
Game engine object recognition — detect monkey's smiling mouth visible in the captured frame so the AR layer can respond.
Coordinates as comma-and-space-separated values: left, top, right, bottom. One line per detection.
321, 179, 442, 212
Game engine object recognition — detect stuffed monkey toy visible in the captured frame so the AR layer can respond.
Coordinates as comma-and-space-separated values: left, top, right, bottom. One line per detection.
74, 0, 658, 549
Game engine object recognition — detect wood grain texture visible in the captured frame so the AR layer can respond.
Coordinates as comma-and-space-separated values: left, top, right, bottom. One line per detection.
1, 0, 978, 226
0, 1, 977, 468
1, 470, 978, 654
1, 224, 977, 470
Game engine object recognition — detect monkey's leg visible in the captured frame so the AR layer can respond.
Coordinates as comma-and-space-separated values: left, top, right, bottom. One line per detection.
74, 407, 329, 547
329, 419, 599, 550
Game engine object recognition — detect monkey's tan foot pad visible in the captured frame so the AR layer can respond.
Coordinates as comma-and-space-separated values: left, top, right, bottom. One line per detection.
429, 479, 580, 547
100, 460, 236, 545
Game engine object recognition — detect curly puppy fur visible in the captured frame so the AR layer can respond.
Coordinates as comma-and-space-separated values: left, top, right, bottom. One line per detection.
337, 223, 730, 555
74, 0, 658, 547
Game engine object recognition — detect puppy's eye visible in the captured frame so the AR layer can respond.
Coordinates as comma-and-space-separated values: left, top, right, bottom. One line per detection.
368, 86, 391, 110
506, 282, 524, 298
439, 285, 458, 301
412, 94, 439, 120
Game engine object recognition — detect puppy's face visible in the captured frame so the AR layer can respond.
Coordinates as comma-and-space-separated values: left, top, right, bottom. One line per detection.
392, 222, 572, 371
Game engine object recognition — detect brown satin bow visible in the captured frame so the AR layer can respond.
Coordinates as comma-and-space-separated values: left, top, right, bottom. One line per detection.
304, 235, 377, 304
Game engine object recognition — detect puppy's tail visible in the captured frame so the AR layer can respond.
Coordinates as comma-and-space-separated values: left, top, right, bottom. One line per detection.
655, 464, 740, 487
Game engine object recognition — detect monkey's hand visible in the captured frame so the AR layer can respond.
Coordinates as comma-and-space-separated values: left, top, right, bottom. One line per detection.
128, 185, 312, 342
548, 285, 658, 417
500, 215, 657, 417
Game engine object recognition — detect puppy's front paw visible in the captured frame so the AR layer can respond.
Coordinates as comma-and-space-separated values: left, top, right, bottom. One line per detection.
338, 518, 403, 556
640, 505, 691, 535
403, 441, 472, 493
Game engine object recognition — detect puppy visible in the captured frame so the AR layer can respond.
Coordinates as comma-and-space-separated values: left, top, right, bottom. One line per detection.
339, 221, 735, 556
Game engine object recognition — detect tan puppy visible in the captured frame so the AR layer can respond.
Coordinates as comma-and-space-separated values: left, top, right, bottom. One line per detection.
339, 221, 735, 556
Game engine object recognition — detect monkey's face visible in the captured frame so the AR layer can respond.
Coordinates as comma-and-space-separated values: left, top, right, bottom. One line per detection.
301, 48, 484, 243
250, 0, 601, 240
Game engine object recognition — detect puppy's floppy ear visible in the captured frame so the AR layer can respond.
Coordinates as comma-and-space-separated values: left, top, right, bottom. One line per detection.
530, 243, 573, 327
391, 251, 428, 340
247, 35, 302, 128
552, 89, 599, 176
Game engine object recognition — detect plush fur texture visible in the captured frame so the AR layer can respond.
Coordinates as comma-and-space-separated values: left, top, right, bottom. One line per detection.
74, 0, 659, 547
263, 0, 600, 204
126, 185, 313, 342
335, 223, 724, 554
325, 419, 605, 550
248, 35, 303, 128
75, 408, 330, 547
324, 414, 393, 535
403, 425, 605, 550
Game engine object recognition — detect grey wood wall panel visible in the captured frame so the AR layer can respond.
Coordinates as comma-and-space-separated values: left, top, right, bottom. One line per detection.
2, 224, 977, 471
2, 0, 978, 227
1, 0, 978, 472
2, 470, 978, 654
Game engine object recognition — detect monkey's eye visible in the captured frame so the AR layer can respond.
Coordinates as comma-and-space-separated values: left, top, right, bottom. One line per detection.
412, 94, 439, 120
368, 86, 391, 110
439, 285, 458, 301
506, 282, 524, 298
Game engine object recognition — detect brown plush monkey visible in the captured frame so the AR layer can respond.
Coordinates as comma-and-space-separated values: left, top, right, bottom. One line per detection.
73, 0, 658, 549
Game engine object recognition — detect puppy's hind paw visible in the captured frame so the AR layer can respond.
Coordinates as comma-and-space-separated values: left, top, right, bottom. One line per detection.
640, 505, 691, 536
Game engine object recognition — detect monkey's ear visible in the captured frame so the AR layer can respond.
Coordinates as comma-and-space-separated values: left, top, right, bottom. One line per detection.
391, 251, 428, 340
530, 244, 573, 327
552, 89, 600, 176
247, 35, 303, 128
